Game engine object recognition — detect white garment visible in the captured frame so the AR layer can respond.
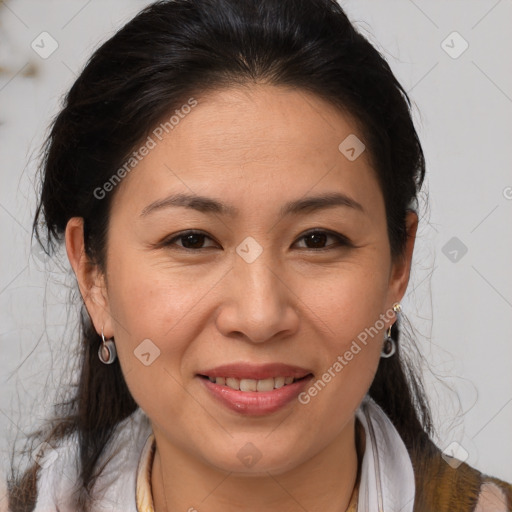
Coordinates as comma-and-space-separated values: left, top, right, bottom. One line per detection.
29, 394, 415, 512
356, 395, 416, 511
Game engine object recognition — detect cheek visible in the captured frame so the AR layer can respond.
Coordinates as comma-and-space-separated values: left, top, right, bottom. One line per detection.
105, 266, 201, 421
105, 245, 205, 339
103, 252, 205, 392
296, 260, 390, 407
303, 258, 391, 343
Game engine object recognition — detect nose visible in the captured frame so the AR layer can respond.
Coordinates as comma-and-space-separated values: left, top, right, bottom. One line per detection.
215, 247, 299, 344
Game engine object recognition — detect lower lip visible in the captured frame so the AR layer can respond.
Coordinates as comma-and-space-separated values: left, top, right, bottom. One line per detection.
199, 376, 313, 416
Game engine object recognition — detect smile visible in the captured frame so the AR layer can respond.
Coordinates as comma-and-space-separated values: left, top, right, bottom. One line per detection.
200, 375, 309, 392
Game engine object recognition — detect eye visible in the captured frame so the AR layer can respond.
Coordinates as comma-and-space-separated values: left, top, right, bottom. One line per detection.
293, 229, 352, 250
160, 229, 352, 252
163, 230, 219, 250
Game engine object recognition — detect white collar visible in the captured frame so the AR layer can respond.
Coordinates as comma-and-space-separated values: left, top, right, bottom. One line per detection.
33, 396, 415, 512
355, 394, 416, 512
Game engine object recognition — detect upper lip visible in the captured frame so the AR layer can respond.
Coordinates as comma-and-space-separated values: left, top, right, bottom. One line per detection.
198, 362, 313, 380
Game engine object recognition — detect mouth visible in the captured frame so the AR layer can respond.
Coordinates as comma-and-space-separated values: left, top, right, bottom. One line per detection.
196, 363, 314, 415
198, 374, 312, 392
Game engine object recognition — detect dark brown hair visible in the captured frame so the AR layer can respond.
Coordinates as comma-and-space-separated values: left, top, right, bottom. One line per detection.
8, 0, 433, 510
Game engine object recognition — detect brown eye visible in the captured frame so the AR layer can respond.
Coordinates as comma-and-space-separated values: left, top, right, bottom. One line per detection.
164, 230, 219, 250
294, 230, 351, 250
160, 229, 351, 252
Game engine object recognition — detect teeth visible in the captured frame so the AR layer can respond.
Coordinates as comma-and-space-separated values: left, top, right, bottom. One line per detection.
274, 376, 285, 389
209, 376, 301, 391
256, 378, 275, 392
226, 377, 240, 389
240, 379, 257, 392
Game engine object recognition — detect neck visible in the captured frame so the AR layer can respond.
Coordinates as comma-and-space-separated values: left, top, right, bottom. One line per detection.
151, 416, 363, 512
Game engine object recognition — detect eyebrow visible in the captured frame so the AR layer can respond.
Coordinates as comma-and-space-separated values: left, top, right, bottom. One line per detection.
140, 191, 364, 218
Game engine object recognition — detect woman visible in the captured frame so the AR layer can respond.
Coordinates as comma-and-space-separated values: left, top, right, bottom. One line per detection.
6, 0, 512, 510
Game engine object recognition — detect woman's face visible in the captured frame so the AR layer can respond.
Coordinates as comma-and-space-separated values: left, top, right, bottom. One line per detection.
69, 84, 415, 474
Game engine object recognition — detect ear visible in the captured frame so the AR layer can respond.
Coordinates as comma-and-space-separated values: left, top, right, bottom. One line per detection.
387, 210, 418, 306
65, 217, 113, 338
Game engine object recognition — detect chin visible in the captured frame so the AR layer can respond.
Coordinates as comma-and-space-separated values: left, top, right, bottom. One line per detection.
202, 440, 307, 475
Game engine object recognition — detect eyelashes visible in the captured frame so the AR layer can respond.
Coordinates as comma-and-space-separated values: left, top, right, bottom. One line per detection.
294, 230, 353, 250
162, 230, 217, 250
160, 229, 354, 252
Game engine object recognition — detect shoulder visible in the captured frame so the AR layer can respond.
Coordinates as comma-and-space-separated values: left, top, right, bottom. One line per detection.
474, 477, 512, 512
408, 438, 512, 512
31, 407, 152, 512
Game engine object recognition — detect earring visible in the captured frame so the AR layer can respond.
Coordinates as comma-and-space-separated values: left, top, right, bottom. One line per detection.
381, 302, 401, 358
98, 327, 117, 364
381, 326, 396, 358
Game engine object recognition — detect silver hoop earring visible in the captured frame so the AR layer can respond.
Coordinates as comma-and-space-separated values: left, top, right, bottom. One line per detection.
381, 302, 401, 359
381, 327, 396, 358
98, 327, 117, 364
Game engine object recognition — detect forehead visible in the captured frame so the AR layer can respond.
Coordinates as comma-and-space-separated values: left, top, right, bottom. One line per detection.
163, 85, 364, 167
110, 84, 382, 217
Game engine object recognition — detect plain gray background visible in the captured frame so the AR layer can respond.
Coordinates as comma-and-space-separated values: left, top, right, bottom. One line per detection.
1, 0, 511, 501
